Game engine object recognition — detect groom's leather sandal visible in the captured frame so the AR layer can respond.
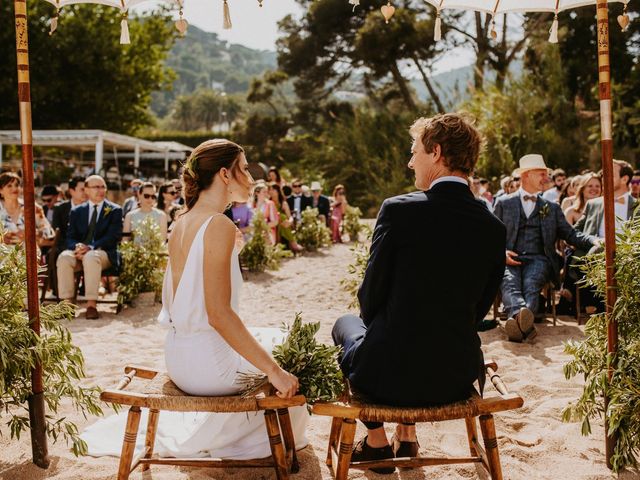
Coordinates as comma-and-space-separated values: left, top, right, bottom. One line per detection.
505, 307, 536, 342
391, 433, 420, 459
351, 436, 395, 474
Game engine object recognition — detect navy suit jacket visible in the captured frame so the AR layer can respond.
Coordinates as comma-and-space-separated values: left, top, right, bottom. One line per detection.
493, 192, 596, 283
343, 182, 506, 407
66, 200, 123, 269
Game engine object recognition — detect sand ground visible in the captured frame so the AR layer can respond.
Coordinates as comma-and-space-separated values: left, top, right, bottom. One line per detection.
1, 241, 638, 479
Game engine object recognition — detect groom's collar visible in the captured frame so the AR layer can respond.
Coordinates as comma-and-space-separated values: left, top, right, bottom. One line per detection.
429, 176, 468, 189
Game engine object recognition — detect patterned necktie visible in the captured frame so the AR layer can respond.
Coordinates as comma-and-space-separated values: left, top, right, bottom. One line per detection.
523, 195, 537, 202
83, 205, 98, 244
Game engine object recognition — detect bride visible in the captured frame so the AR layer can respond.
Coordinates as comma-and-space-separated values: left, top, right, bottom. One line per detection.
82, 139, 308, 460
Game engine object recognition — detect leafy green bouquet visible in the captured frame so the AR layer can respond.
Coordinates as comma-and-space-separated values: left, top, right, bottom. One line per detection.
343, 206, 365, 242
118, 215, 168, 307
0, 241, 104, 456
239, 314, 345, 404
295, 208, 331, 252
239, 211, 292, 272
563, 218, 640, 471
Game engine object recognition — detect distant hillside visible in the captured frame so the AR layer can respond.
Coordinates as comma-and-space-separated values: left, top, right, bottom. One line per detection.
152, 25, 277, 117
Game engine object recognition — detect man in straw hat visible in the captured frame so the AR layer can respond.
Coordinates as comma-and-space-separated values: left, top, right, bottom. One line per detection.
494, 154, 599, 342
331, 113, 506, 472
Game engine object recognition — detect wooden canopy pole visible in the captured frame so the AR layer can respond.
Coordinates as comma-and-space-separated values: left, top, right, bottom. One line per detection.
595, 1, 618, 469
13, 0, 50, 468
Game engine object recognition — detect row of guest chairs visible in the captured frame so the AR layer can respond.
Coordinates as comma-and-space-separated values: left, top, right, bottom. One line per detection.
102, 361, 522, 480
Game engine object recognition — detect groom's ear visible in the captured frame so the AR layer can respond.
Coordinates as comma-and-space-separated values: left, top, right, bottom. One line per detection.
432, 143, 443, 162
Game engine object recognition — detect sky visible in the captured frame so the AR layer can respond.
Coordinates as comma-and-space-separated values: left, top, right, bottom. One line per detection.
144, 0, 474, 74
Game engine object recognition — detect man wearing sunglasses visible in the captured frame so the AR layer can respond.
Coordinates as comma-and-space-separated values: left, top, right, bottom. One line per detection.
40, 184, 60, 224
286, 178, 312, 224
123, 182, 168, 242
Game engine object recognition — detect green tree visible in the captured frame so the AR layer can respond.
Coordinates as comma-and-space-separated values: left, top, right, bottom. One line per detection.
0, 3, 175, 134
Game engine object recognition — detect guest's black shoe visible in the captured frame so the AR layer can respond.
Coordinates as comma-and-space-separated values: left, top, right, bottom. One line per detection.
351, 436, 395, 474
477, 319, 499, 332
391, 434, 420, 458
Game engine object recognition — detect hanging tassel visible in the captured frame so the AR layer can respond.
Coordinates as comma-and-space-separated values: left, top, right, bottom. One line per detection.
348, 0, 359, 11
49, 10, 59, 35
120, 12, 130, 44
223, 0, 232, 30
548, 13, 558, 43
434, 12, 442, 41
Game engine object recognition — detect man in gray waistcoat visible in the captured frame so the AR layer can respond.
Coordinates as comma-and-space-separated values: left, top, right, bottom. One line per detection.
493, 155, 598, 342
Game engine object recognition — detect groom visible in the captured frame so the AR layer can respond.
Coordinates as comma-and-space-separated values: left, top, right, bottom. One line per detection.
332, 113, 506, 473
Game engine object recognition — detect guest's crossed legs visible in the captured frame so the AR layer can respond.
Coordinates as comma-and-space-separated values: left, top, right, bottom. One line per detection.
501, 255, 551, 319
332, 315, 415, 445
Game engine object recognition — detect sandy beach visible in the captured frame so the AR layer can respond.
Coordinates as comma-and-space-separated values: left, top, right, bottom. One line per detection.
1, 241, 637, 480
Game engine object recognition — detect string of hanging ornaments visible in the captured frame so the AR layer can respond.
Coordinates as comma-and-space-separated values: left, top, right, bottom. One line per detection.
44, 0, 632, 45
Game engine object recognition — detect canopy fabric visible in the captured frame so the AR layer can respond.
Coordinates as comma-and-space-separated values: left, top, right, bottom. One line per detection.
423, 0, 627, 14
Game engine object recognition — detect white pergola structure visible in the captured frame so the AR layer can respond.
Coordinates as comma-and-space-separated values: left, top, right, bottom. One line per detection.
0, 129, 191, 177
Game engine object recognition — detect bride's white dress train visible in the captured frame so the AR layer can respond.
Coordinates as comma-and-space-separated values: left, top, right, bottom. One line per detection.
82, 214, 309, 459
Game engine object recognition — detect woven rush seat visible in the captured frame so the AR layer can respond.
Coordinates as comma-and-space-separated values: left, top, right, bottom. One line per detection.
100, 365, 305, 480
312, 361, 523, 480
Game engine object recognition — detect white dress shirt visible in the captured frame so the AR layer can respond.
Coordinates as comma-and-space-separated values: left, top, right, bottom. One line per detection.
429, 176, 468, 189
598, 193, 630, 238
518, 188, 539, 218
87, 201, 104, 225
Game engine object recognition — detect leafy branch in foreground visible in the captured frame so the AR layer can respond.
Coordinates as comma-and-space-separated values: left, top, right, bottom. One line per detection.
0, 242, 104, 456
239, 314, 344, 404
563, 218, 640, 472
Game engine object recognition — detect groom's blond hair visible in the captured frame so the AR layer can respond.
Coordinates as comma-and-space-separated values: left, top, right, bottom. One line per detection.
410, 113, 482, 176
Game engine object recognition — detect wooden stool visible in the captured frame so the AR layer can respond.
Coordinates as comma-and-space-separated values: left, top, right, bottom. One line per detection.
100, 365, 305, 480
313, 362, 523, 480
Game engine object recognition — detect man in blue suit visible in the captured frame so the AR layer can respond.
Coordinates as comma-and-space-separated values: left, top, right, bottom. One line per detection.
57, 174, 123, 319
493, 155, 598, 342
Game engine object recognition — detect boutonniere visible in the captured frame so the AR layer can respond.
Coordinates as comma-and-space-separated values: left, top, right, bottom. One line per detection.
103, 205, 113, 217
539, 202, 550, 219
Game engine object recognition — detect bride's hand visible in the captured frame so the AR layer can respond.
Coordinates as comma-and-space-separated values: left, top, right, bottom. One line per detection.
268, 366, 299, 399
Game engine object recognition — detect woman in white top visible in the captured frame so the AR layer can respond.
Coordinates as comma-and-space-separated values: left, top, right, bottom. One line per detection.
123, 182, 168, 242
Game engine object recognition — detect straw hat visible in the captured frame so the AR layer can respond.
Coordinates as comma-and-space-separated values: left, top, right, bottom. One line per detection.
513, 154, 549, 176
310, 181, 322, 191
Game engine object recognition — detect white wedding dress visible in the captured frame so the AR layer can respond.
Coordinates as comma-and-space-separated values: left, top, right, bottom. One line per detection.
82, 214, 309, 460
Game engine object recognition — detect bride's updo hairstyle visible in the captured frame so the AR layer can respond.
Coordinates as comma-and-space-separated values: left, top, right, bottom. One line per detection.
182, 139, 245, 210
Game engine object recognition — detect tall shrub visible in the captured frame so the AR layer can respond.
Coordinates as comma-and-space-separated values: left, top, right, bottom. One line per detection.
0, 241, 104, 455
563, 219, 640, 471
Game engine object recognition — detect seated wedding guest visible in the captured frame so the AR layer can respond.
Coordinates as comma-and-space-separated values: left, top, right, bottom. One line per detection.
569, 161, 637, 314
157, 182, 181, 230
230, 201, 253, 238
542, 168, 567, 203
0, 172, 55, 246
286, 178, 312, 224
268, 182, 303, 252
494, 155, 598, 342
171, 178, 185, 206
267, 166, 285, 188
631, 169, 640, 200
123, 182, 167, 243
560, 174, 584, 212
41, 184, 60, 224
332, 114, 505, 472
52, 176, 87, 253
310, 181, 331, 225
254, 182, 279, 244
330, 185, 347, 243
564, 173, 602, 225
470, 176, 493, 211
57, 175, 122, 319
122, 178, 142, 217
